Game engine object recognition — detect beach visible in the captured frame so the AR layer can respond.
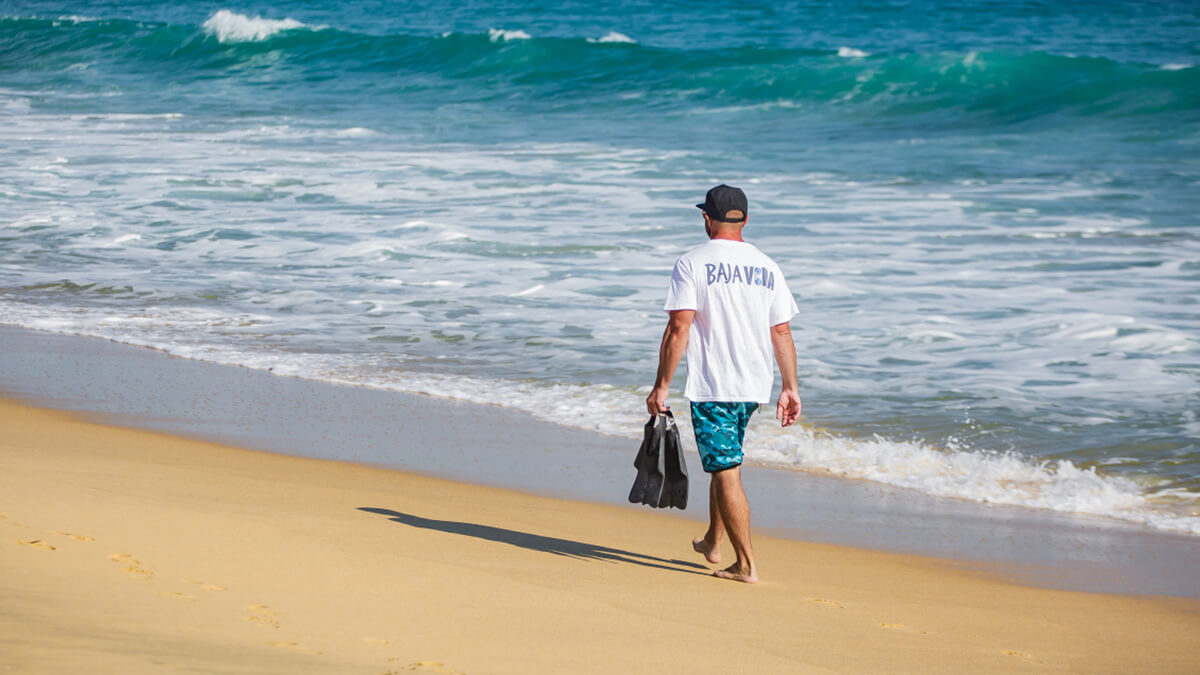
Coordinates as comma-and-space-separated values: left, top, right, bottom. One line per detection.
3, 328, 1200, 673
5, 398, 1200, 674
3, 2, 1200, 671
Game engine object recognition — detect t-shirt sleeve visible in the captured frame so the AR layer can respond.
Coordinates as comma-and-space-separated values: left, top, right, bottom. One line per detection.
663, 258, 697, 312
768, 269, 799, 326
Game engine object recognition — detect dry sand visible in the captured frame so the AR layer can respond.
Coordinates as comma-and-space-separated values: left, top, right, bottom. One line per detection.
2, 397, 1198, 674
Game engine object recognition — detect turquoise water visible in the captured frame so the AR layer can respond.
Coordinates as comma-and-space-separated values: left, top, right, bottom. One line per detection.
1, 1, 1198, 532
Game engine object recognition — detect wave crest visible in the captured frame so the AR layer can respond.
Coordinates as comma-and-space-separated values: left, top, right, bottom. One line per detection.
488, 27, 531, 42
748, 426, 1197, 534
201, 9, 320, 43
589, 31, 636, 44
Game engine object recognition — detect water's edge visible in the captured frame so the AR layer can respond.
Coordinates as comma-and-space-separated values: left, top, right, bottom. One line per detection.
2, 323, 1197, 598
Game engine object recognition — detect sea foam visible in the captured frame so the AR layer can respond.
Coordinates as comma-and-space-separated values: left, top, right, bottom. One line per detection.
589, 32, 636, 44
201, 9, 318, 43
747, 423, 1198, 534
488, 28, 532, 42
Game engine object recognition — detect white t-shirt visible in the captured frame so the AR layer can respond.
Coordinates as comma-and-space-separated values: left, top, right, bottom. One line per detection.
663, 239, 799, 403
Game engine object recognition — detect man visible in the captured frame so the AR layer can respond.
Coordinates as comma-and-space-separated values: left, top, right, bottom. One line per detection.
646, 184, 801, 584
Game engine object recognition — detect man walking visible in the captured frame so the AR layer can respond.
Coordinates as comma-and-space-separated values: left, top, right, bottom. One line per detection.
646, 184, 801, 584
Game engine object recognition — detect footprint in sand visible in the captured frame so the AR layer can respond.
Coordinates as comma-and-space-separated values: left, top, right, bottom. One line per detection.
159, 592, 196, 602
879, 622, 927, 635
246, 604, 281, 629
53, 531, 96, 542
182, 579, 227, 592
107, 553, 154, 580
807, 598, 844, 609
270, 641, 322, 655
1004, 649, 1043, 664
384, 661, 463, 674
16, 539, 56, 551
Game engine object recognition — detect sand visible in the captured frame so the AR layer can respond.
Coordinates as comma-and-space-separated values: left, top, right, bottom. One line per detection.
2, 397, 1198, 674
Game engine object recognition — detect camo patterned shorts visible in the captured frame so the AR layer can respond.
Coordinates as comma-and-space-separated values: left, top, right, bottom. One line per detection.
689, 401, 760, 473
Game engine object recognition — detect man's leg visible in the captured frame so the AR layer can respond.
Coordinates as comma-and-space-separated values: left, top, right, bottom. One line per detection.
711, 466, 757, 583
692, 479, 723, 564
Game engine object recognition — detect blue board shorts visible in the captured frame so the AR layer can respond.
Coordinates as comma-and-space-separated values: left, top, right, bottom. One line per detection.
690, 401, 760, 473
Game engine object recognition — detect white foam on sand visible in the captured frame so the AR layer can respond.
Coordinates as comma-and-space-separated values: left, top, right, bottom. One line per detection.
202, 9, 321, 43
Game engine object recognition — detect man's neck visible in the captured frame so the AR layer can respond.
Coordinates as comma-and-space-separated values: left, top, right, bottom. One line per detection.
709, 232, 744, 242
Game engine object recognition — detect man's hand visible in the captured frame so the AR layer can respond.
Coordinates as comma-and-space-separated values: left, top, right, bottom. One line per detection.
770, 322, 800, 427
646, 385, 670, 416
776, 388, 801, 427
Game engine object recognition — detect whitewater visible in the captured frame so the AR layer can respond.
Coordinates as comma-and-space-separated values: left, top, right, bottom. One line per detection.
1, 3, 1198, 535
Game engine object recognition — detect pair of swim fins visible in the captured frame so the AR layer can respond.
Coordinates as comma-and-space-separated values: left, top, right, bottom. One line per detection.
629, 411, 688, 509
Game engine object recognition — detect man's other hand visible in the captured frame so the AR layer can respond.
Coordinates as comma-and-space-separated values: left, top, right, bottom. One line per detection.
646, 386, 670, 416
776, 389, 801, 427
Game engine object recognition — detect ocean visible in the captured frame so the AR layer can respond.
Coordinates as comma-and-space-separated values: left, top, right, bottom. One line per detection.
1, 1, 1198, 534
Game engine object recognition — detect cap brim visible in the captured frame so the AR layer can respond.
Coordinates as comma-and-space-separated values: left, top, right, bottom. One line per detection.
695, 203, 705, 210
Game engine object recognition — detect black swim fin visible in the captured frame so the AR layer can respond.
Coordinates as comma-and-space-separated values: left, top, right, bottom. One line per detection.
629, 412, 687, 509
629, 413, 666, 507
661, 411, 689, 509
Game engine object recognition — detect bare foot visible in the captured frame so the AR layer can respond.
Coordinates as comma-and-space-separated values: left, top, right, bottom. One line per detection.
713, 563, 757, 584
692, 537, 721, 565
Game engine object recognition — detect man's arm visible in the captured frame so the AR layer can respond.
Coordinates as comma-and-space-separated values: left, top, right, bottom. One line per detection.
771, 322, 802, 427
646, 310, 694, 415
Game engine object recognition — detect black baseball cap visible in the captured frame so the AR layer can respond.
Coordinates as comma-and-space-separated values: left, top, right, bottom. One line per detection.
696, 184, 748, 223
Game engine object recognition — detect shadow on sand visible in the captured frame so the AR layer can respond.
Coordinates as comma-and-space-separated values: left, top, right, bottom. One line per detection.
358, 507, 710, 576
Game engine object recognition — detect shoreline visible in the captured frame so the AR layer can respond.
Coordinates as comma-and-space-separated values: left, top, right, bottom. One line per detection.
2, 323, 1199, 599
